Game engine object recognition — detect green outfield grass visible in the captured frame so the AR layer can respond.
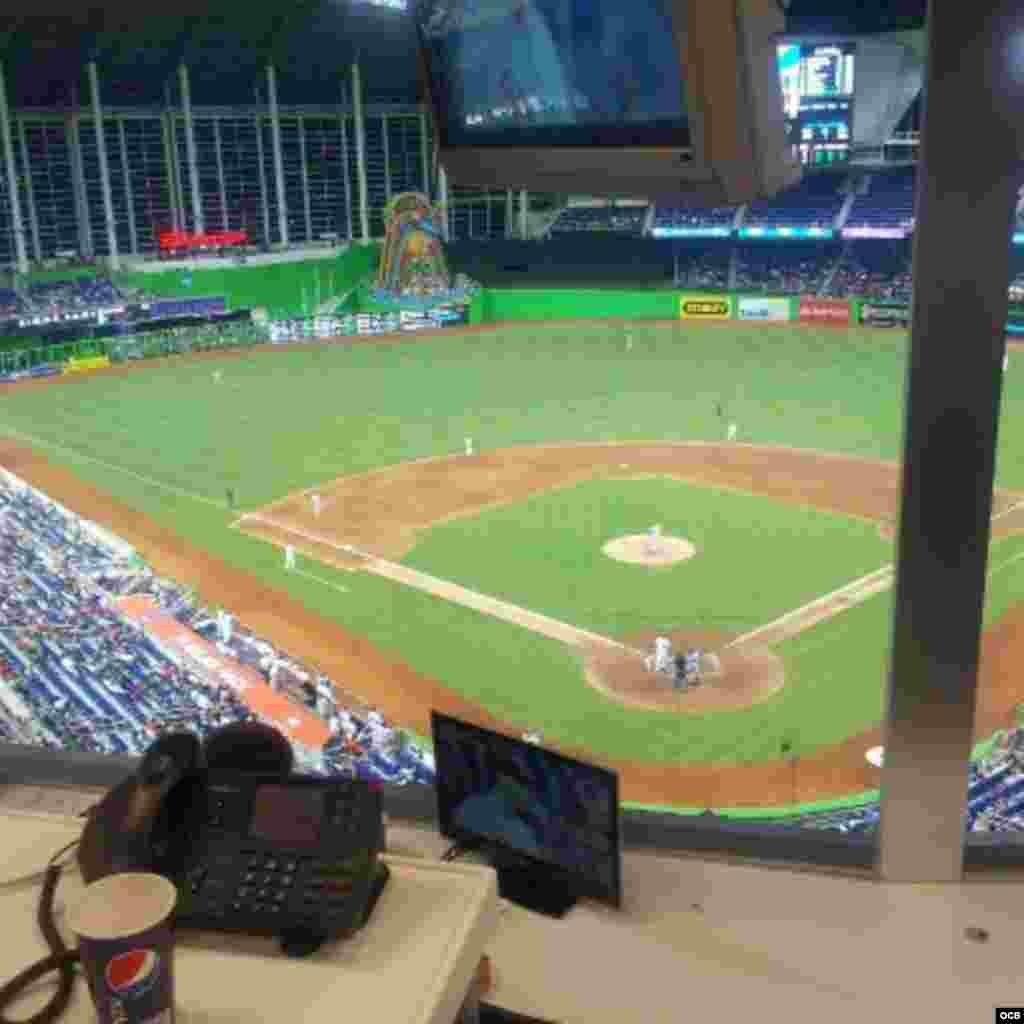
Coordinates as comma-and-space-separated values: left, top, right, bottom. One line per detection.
1, 321, 1023, 797
403, 476, 892, 637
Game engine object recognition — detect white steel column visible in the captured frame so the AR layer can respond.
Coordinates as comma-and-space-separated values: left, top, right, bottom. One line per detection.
116, 119, 138, 255
438, 164, 449, 241
67, 90, 94, 259
351, 63, 369, 243
505, 189, 513, 239
339, 87, 354, 242
213, 117, 228, 231
381, 114, 391, 202
0, 63, 29, 274
16, 117, 41, 262
167, 103, 186, 237
419, 110, 430, 195
253, 108, 271, 246
266, 64, 289, 247
519, 189, 528, 240
160, 109, 180, 232
298, 115, 312, 242
178, 64, 204, 234
87, 63, 120, 271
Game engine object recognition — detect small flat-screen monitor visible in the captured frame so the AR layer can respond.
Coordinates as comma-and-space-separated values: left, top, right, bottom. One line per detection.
432, 711, 622, 909
416, 0, 800, 204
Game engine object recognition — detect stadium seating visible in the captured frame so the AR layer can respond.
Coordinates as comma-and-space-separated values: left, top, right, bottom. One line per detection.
844, 168, 917, 235
673, 244, 731, 291
795, 732, 1024, 835
744, 174, 846, 232
549, 204, 649, 236
0, 474, 434, 785
733, 243, 838, 295
26, 277, 123, 316
652, 205, 737, 234
0, 288, 28, 321
827, 240, 912, 300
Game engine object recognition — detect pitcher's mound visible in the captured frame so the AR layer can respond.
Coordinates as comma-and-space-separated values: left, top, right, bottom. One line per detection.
584, 629, 785, 713
603, 534, 696, 567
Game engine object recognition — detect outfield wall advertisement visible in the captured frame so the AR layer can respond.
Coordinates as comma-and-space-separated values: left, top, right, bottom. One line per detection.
859, 301, 910, 328
737, 297, 791, 322
798, 298, 850, 326
679, 294, 733, 320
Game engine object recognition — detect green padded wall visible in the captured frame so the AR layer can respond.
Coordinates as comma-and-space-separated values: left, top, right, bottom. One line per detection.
482, 288, 679, 322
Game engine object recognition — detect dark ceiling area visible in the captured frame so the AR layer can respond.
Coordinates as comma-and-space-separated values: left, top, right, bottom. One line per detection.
0, 1, 929, 109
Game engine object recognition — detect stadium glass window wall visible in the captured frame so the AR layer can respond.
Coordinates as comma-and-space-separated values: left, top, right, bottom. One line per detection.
0, 4, 1022, 890
0, 101, 513, 262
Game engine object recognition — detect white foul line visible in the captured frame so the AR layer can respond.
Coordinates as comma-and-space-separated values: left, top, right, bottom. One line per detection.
241, 512, 634, 652
290, 566, 349, 594
242, 490, 1024, 657
728, 495, 1024, 649
0, 423, 226, 510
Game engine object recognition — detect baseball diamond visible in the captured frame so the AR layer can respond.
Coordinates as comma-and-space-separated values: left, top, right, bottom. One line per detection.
4, 320, 1024, 814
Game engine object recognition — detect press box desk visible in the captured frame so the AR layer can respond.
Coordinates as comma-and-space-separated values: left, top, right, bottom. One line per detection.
0, 809, 500, 1024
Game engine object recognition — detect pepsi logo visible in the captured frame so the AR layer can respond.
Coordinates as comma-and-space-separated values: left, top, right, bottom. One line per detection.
105, 949, 160, 998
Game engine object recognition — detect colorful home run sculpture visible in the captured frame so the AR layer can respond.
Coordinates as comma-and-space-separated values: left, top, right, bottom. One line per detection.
376, 192, 450, 295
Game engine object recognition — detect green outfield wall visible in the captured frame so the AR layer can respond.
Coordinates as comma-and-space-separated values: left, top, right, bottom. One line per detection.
477, 288, 845, 324
115, 244, 379, 319
479, 288, 681, 322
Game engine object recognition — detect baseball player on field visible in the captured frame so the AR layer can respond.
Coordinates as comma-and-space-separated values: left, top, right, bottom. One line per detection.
646, 524, 661, 556
727, 422, 738, 442
465, 437, 474, 456
311, 493, 322, 518
285, 545, 296, 571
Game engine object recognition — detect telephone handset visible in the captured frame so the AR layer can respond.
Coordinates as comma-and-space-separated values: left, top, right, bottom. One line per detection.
77, 722, 390, 959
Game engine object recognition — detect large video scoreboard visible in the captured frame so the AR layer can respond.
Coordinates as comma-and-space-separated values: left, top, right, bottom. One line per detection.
778, 42, 856, 167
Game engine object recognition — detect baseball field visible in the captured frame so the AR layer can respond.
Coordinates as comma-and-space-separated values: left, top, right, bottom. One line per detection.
4, 318, 1024, 814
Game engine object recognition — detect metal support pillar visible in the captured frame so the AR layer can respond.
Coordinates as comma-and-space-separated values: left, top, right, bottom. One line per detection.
160, 104, 180, 233
351, 63, 370, 243
166, 98, 186, 239
438, 164, 449, 242
339, 86, 354, 242
87, 63, 120, 271
67, 87, 94, 259
254, 107, 271, 247
298, 115, 312, 242
213, 117, 228, 231
178, 64, 204, 235
381, 114, 391, 202
419, 110, 430, 195
505, 190, 513, 240
16, 118, 41, 263
117, 119, 138, 256
0, 63, 27, 274
519, 189, 527, 240
266, 64, 289, 247
877, 0, 1024, 881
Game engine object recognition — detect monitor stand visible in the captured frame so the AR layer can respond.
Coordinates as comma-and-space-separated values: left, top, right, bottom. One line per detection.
488, 847, 579, 918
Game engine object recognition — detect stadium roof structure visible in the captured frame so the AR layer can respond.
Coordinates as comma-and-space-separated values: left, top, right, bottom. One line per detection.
0, 3, 422, 109
0, 0, 929, 110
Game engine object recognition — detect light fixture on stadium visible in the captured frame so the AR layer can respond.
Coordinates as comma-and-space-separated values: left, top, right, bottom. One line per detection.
415, 0, 800, 205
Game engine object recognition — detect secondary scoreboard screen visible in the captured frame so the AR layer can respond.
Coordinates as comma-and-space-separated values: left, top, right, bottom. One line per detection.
778, 42, 856, 166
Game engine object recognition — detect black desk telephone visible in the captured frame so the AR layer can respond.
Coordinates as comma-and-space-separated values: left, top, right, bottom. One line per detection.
0, 722, 390, 1024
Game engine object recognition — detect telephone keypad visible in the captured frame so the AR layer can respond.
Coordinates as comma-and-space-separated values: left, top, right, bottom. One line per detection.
174, 778, 383, 938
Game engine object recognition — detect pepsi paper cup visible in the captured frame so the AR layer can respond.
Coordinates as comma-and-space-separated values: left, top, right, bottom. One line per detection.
68, 873, 178, 1024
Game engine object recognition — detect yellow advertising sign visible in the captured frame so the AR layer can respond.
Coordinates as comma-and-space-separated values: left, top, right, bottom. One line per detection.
679, 294, 731, 320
